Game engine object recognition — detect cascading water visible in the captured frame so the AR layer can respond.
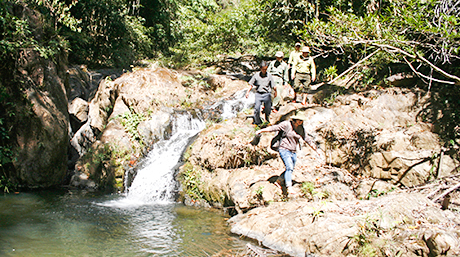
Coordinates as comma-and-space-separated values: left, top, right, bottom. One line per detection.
0, 88, 252, 257
123, 112, 205, 205
115, 89, 252, 206
208, 89, 255, 120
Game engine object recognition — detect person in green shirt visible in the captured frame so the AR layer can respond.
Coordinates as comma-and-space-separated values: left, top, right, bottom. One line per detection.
292, 46, 316, 105
288, 42, 302, 70
268, 51, 293, 111
288, 42, 302, 85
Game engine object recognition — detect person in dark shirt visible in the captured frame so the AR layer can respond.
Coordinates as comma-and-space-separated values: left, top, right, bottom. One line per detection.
245, 61, 275, 125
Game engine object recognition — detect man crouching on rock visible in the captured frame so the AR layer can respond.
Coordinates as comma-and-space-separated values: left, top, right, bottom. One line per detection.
256, 113, 320, 197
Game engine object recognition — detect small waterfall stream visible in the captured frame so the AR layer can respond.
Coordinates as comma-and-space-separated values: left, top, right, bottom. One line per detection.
0, 90, 255, 257
126, 112, 205, 204
116, 89, 253, 206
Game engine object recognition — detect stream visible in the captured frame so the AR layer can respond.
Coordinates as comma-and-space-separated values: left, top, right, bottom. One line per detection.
0, 90, 254, 256
0, 190, 246, 256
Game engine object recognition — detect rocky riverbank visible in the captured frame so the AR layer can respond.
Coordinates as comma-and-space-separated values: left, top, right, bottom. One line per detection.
177, 77, 460, 256
65, 62, 459, 256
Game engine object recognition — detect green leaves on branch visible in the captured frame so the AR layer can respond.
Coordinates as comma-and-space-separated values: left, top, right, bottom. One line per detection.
118, 108, 149, 145
300, 0, 459, 85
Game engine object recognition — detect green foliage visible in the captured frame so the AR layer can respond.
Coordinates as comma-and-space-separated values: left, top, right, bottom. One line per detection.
366, 187, 395, 199
255, 186, 264, 197
301, 181, 315, 196
170, 0, 289, 66
118, 108, 148, 144
352, 215, 380, 256
19, 0, 178, 68
299, 0, 460, 86
253, 185, 265, 206
0, 118, 12, 167
321, 65, 338, 81
0, 175, 16, 193
181, 165, 204, 200
301, 181, 328, 200
0, 0, 70, 189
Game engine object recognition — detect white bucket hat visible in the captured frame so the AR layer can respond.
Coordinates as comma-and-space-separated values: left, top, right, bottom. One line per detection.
301, 46, 311, 53
290, 112, 308, 121
275, 51, 284, 57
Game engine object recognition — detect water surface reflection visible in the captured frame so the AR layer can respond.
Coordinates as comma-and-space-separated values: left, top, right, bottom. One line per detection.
0, 190, 245, 256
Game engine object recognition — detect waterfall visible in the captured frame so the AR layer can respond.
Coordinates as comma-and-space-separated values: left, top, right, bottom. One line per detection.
207, 89, 254, 120
117, 112, 205, 205
117, 90, 249, 206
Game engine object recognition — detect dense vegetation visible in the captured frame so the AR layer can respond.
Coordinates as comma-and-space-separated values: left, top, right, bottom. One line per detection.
0, 0, 459, 189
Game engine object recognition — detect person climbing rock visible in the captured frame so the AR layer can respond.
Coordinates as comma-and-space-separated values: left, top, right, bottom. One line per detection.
246, 61, 275, 125
268, 51, 293, 111
255, 113, 320, 197
291, 46, 316, 105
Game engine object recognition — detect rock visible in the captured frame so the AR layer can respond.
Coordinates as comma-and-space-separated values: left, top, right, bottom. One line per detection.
355, 179, 396, 199
69, 97, 89, 123
8, 3, 70, 187
71, 67, 251, 189
88, 79, 118, 133
70, 121, 96, 157
229, 193, 460, 257
137, 111, 172, 145
69, 171, 97, 189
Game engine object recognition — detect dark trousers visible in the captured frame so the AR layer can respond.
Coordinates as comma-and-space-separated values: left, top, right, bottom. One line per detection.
254, 92, 271, 125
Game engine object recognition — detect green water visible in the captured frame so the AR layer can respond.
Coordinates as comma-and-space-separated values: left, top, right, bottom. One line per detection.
0, 190, 246, 256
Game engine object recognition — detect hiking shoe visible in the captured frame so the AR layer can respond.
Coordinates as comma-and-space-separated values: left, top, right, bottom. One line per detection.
274, 181, 282, 190
287, 187, 296, 199
250, 134, 261, 146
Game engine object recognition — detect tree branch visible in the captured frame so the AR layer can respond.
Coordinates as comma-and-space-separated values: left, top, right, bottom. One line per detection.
315, 49, 379, 87
403, 57, 456, 85
371, 43, 460, 85
416, 53, 460, 84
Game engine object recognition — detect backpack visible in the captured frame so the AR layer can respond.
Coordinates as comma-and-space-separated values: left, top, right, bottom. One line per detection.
270, 130, 286, 151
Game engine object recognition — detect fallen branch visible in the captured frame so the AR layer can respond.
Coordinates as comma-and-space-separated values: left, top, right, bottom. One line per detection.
372, 43, 460, 85
315, 49, 380, 87
432, 182, 460, 203
416, 53, 460, 84
403, 57, 456, 85
426, 185, 443, 198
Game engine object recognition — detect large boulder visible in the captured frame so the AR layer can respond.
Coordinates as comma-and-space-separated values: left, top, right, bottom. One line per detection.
70, 67, 249, 190
318, 87, 454, 187
8, 4, 69, 188
229, 193, 460, 257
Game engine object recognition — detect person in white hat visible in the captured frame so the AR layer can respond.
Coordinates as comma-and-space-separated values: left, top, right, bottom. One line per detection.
288, 42, 302, 70
292, 46, 316, 105
255, 112, 319, 197
267, 51, 293, 111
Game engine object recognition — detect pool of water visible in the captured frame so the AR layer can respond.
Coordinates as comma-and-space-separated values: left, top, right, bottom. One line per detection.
0, 189, 246, 257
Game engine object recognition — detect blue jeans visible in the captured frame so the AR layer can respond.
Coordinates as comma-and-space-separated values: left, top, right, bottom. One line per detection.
254, 92, 271, 125
279, 148, 297, 188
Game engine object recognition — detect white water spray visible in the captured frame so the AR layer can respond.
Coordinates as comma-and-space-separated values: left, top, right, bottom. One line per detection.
109, 91, 249, 207
103, 113, 204, 207
209, 89, 254, 120
128, 114, 204, 204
